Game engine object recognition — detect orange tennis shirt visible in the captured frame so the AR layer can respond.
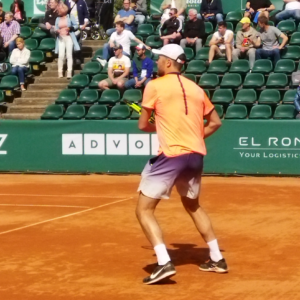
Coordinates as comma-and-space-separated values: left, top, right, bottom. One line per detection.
142, 73, 215, 157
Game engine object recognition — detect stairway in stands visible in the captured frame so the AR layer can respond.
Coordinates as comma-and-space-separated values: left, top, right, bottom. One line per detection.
2, 39, 105, 120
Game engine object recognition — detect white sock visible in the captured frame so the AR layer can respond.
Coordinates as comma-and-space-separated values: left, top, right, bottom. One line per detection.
154, 244, 171, 265
207, 239, 223, 262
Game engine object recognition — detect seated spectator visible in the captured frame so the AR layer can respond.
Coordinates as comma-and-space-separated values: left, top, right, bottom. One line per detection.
10, 37, 30, 91
160, 0, 187, 24
0, 32, 6, 62
208, 21, 233, 64
55, 3, 80, 78
244, 0, 275, 22
232, 17, 260, 70
180, 8, 205, 54
125, 44, 153, 89
98, 43, 131, 93
159, 8, 182, 46
0, 12, 20, 55
0, 2, 5, 24
39, 0, 59, 38
255, 15, 288, 66
10, 0, 26, 24
275, 0, 300, 23
98, 21, 150, 67
198, 0, 223, 23
106, 0, 136, 36
131, 0, 147, 25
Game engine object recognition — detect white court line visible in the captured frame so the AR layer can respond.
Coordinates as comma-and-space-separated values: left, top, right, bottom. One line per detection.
0, 193, 118, 198
0, 204, 90, 208
0, 197, 133, 236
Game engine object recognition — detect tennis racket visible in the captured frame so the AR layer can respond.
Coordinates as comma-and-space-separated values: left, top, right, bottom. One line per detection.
123, 99, 155, 124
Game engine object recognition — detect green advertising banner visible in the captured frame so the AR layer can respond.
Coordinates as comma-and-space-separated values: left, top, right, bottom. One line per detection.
0, 120, 300, 175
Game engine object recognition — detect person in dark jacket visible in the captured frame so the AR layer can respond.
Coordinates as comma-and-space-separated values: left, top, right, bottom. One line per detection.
64, 0, 89, 29
198, 0, 223, 23
0, 34, 6, 62
39, 0, 59, 38
180, 8, 205, 53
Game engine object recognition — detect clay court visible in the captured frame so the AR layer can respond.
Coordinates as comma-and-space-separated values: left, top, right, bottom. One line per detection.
0, 174, 299, 300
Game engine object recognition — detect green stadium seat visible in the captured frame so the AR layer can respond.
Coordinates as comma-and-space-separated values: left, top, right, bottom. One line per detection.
37, 38, 56, 57
41, 104, 64, 120
205, 22, 214, 35
220, 73, 242, 88
194, 48, 209, 60
184, 48, 195, 62
204, 89, 210, 98
146, 35, 163, 48
207, 60, 229, 74
229, 60, 250, 75
24, 38, 38, 51
211, 89, 234, 104
183, 74, 196, 82
185, 60, 207, 74
80, 61, 102, 76
281, 46, 300, 60
68, 74, 90, 89
89, 74, 108, 89
249, 105, 272, 119
147, 15, 161, 28
243, 73, 265, 88
63, 105, 86, 120
252, 59, 273, 74
273, 104, 297, 119
282, 90, 296, 104
198, 74, 219, 89
204, 34, 213, 47
77, 89, 99, 104
0, 75, 19, 91
108, 105, 131, 119
29, 16, 42, 28
155, 25, 162, 35
214, 104, 224, 118
92, 48, 104, 61
266, 73, 288, 88
136, 24, 154, 38
100, 63, 108, 74
0, 63, 12, 78
130, 34, 143, 47
29, 50, 46, 70
0, 90, 5, 103
225, 105, 248, 119
225, 11, 243, 23
122, 89, 142, 103
234, 89, 257, 104
85, 105, 109, 120
20, 26, 32, 39
277, 20, 296, 34
99, 89, 121, 105
289, 32, 300, 45
55, 89, 77, 105
31, 27, 50, 40
130, 109, 141, 119
274, 59, 295, 74
258, 89, 281, 104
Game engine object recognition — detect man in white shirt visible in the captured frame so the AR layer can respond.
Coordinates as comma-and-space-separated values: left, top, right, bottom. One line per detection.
275, 0, 300, 23
98, 43, 131, 92
208, 21, 234, 64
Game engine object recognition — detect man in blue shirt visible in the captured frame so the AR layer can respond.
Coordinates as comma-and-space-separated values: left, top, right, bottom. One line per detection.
125, 44, 153, 89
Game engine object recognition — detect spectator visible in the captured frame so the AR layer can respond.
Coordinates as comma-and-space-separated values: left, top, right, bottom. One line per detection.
55, 3, 80, 78
0, 2, 5, 24
0, 33, 6, 62
125, 44, 153, 89
0, 12, 20, 55
98, 43, 131, 93
39, 0, 59, 38
10, 0, 26, 24
131, 0, 147, 25
160, 0, 187, 24
10, 37, 30, 91
275, 0, 300, 23
64, 0, 89, 30
106, 0, 136, 36
180, 8, 205, 54
98, 21, 150, 67
208, 21, 233, 64
159, 8, 182, 46
244, 0, 275, 22
199, 0, 223, 23
294, 86, 300, 119
232, 17, 260, 70
255, 15, 288, 66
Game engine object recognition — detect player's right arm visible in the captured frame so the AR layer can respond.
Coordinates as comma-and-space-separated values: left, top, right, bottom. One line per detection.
204, 109, 222, 138
138, 107, 156, 132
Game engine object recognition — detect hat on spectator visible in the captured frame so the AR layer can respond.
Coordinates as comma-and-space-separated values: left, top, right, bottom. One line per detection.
113, 42, 123, 50
152, 44, 186, 64
240, 17, 251, 24
136, 43, 146, 50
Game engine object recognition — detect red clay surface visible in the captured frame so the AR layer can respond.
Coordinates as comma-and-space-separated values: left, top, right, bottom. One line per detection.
0, 174, 300, 300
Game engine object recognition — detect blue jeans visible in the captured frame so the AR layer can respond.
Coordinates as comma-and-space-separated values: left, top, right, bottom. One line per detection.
294, 87, 300, 112
106, 28, 116, 36
276, 10, 300, 22
102, 43, 130, 61
255, 48, 281, 66
197, 13, 223, 23
11, 66, 28, 84
125, 77, 151, 89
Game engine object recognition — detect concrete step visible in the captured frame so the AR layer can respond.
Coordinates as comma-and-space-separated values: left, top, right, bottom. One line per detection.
2, 113, 42, 120
22, 90, 61, 98
14, 98, 55, 105
82, 40, 106, 47
8, 105, 46, 114
28, 83, 68, 90
42, 70, 81, 78
46, 63, 82, 71
35, 77, 70, 84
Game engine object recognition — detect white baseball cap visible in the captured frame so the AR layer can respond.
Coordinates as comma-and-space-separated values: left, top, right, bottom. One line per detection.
152, 44, 186, 64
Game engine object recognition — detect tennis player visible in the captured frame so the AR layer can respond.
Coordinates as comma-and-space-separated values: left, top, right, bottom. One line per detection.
136, 44, 228, 285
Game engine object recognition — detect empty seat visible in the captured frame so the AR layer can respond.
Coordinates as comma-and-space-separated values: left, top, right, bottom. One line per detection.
194, 48, 210, 60
55, 89, 77, 105
92, 48, 104, 61
214, 104, 224, 118
225, 105, 248, 119
37, 38, 56, 56
31, 27, 50, 40
225, 11, 243, 23
277, 20, 296, 34
252, 59, 273, 74
136, 24, 154, 37
211, 89, 234, 104
243, 73, 265, 88
122, 89, 142, 103
77, 89, 99, 104
229, 60, 250, 75
0, 63, 12, 77
281, 46, 300, 60
205, 22, 214, 35
274, 59, 295, 74
41, 104, 64, 120
81, 61, 102, 76
204, 34, 213, 47
29, 50, 45, 70
89, 74, 108, 88
130, 35, 143, 47
184, 48, 195, 62
207, 60, 229, 74
273, 105, 296, 119
108, 105, 131, 119
63, 105, 86, 120
24, 38, 38, 51
266, 73, 288, 88
290, 32, 300, 45
68, 74, 90, 89
145, 35, 163, 48
98, 89, 121, 105
234, 89, 257, 104
198, 74, 219, 89
249, 105, 272, 119
20, 26, 32, 39
282, 89, 296, 104
185, 60, 207, 74
85, 105, 108, 120
220, 73, 242, 88
258, 89, 281, 104
203, 89, 210, 98
100, 63, 108, 74
0, 75, 19, 90
183, 74, 196, 82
